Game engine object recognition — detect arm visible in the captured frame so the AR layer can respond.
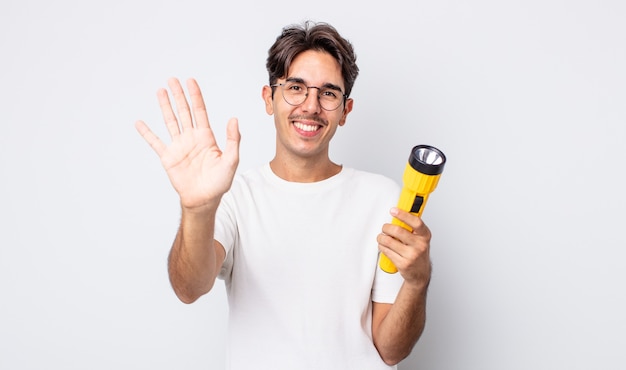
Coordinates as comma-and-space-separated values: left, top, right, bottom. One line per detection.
373, 207, 432, 365
167, 204, 226, 303
136, 77, 240, 303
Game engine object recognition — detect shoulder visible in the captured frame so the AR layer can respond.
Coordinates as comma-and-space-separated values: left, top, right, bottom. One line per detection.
344, 167, 399, 191
229, 165, 267, 189
340, 167, 400, 207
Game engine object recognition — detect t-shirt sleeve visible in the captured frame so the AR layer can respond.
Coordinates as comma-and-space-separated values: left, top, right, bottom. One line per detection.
371, 175, 404, 303
215, 190, 238, 281
371, 254, 404, 303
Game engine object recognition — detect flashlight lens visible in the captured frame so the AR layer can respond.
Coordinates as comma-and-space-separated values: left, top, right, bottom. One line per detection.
416, 147, 445, 166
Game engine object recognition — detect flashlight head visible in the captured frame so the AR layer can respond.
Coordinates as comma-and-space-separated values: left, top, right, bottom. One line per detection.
409, 145, 446, 175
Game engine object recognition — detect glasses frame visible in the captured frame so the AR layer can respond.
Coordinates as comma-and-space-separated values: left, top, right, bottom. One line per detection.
271, 81, 348, 111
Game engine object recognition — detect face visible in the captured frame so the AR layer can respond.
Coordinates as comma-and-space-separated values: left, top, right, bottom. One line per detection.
262, 49, 354, 162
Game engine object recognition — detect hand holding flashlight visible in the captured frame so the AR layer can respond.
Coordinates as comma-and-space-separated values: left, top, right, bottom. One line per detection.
379, 145, 446, 274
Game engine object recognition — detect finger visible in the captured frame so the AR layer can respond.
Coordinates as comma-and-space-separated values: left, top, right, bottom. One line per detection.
378, 232, 403, 255
383, 222, 431, 253
381, 223, 411, 247
167, 77, 194, 131
390, 207, 427, 235
378, 231, 428, 270
377, 234, 409, 271
223, 117, 241, 167
157, 88, 181, 138
187, 78, 211, 129
135, 120, 166, 157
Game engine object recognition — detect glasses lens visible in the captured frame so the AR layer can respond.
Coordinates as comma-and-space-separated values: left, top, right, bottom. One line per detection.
281, 82, 306, 106
318, 88, 343, 111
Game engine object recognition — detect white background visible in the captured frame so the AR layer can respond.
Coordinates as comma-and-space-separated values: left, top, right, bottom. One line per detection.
1, 0, 625, 369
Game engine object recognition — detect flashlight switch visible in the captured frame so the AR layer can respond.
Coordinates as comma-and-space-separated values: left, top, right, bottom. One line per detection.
410, 195, 424, 214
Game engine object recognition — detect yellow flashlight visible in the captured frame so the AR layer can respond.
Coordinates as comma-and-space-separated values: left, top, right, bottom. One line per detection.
379, 144, 447, 274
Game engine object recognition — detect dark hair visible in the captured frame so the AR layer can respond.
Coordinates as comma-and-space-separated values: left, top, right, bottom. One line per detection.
266, 21, 359, 97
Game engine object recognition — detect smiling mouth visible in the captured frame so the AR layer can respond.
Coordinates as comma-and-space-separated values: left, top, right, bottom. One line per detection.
293, 122, 321, 132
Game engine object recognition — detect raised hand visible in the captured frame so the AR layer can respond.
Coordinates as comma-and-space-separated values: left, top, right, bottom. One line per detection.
135, 78, 241, 210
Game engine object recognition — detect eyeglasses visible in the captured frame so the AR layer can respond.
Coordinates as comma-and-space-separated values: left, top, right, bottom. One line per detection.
271, 81, 347, 111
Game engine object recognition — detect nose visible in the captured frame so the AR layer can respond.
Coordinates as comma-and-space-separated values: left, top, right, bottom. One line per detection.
301, 87, 322, 113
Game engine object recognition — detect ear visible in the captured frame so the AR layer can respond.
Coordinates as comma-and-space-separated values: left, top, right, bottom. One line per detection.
262, 85, 274, 115
338, 98, 354, 127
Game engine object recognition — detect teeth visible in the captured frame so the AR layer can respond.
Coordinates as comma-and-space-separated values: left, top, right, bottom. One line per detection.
294, 122, 319, 132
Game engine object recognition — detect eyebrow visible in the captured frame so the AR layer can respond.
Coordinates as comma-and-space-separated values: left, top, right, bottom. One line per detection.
285, 77, 344, 92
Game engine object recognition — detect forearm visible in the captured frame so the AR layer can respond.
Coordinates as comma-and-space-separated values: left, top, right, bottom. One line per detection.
373, 281, 429, 365
168, 202, 223, 304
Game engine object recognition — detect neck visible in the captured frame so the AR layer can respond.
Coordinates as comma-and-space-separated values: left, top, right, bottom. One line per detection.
269, 157, 342, 183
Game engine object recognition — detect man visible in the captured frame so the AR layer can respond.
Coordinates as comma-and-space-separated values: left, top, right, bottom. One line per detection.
136, 21, 432, 369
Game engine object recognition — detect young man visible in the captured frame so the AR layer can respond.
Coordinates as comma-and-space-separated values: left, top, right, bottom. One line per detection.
136, 21, 432, 369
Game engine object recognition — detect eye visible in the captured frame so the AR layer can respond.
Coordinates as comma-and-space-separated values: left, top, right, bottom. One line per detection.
286, 82, 305, 93
320, 89, 339, 99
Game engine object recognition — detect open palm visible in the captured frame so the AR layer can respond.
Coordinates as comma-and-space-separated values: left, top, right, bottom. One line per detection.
136, 78, 240, 209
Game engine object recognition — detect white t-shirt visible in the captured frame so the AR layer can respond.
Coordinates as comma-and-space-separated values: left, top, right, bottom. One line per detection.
215, 164, 404, 370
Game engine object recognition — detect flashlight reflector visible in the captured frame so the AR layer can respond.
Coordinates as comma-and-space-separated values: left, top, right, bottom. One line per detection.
417, 148, 444, 166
